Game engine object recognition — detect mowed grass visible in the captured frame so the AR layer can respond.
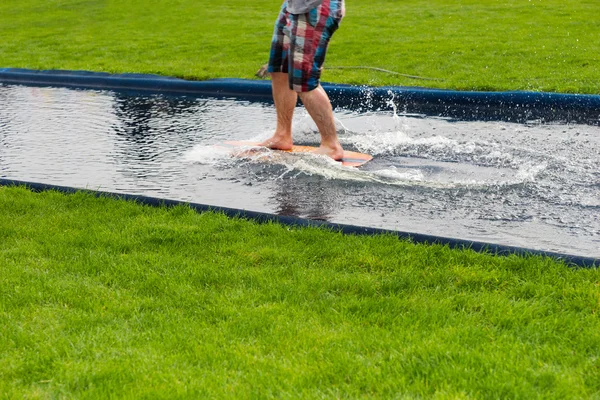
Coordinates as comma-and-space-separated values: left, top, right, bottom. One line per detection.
2, 0, 600, 397
1, 186, 599, 398
0, 0, 598, 93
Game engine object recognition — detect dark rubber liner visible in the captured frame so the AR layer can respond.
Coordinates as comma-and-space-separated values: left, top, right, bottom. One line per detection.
1, 68, 600, 124
1, 179, 597, 268
1, 68, 597, 266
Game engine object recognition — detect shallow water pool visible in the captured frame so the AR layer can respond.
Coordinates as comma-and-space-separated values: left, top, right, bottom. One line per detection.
1, 84, 598, 257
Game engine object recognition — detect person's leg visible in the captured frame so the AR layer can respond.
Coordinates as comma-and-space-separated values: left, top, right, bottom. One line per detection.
289, 0, 345, 160
260, 72, 296, 150
298, 85, 343, 159
261, 3, 297, 150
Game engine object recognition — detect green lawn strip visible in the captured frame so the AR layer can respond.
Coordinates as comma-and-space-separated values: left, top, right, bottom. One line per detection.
0, 0, 598, 93
1, 186, 599, 398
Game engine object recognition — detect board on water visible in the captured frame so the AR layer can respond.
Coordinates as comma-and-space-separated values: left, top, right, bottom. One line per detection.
222, 141, 372, 167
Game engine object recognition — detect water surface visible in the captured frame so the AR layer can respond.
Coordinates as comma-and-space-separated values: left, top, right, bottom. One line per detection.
1, 84, 598, 257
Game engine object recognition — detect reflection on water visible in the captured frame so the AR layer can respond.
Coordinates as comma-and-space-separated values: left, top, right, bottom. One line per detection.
111, 94, 202, 182
0, 83, 599, 257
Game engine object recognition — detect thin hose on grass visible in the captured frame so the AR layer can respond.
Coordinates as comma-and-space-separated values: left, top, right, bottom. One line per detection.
255, 64, 442, 81
326, 66, 443, 81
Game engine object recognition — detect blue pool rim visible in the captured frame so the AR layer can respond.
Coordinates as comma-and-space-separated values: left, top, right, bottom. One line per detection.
1, 67, 600, 124
0, 68, 598, 267
1, 179, 597, 268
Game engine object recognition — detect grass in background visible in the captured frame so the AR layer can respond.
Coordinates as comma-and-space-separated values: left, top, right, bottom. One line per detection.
0, 0, 598, 93
1, 186, 599, 398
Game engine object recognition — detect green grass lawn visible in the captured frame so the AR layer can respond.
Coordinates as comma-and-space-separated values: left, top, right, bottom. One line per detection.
0, 0, 598, 93
1, 0, 600, 397
1, 186, 599, 398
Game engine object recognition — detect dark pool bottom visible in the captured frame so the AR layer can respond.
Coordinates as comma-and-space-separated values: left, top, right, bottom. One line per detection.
0, 83, 598, 261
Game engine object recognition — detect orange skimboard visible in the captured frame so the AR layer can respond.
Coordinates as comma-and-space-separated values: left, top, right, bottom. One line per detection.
223, 141, 372, 167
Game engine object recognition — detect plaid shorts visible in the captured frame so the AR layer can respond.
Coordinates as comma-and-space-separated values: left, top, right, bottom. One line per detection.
267, 0, 344, 92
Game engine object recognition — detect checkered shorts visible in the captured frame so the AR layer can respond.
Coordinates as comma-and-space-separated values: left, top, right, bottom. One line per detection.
267, 0, 344, 92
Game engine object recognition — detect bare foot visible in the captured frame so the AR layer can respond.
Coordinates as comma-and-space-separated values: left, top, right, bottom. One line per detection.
313, 142, 344, 161
260, 134, 293, 151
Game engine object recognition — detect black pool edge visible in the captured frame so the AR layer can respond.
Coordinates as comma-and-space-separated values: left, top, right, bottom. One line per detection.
1, 67, 600, 124
1, 179, 597, 268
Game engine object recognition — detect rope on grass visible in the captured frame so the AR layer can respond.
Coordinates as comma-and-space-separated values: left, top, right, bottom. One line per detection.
326, 66, 443, 81
255, 63, 443, 81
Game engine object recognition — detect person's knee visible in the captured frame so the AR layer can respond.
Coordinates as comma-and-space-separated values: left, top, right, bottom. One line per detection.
297, 84, 321, 98
297, 82, 323, 98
